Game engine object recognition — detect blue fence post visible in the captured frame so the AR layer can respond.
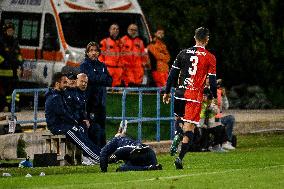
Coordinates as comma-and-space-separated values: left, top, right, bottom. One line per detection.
138, 90, 143, 142
156, 88, 161, 142
33, 90, 39, 131
170, 87, 175, 140
11, 90, 16, 119
121, 89, 127, 128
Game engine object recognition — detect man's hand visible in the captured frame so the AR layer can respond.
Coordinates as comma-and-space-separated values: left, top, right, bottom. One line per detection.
163, 93, 171, 104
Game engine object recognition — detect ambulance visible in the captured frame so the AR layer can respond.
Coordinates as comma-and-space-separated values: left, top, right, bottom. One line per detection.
0, 0, 151, 86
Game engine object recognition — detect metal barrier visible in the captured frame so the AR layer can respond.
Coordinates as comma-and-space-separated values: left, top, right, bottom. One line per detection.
11, 88, 47, 131
11, 87, 175, 141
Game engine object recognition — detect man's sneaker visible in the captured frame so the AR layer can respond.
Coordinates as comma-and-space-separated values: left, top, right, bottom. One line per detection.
82, 156, 95, 166
174, 157, 183, 169
119, 120, 128, 134
222, 141, 235, 150
148, 163, 163, 171
170, 134, 182, 156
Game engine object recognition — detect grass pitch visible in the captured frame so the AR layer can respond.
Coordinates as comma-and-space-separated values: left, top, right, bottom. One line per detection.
1, 133, 284, 189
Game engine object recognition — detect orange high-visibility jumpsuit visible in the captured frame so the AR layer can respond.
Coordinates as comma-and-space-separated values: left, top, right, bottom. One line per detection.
147, 38, 170, 87
99, 37, 122, 87
120, 35, 147, 87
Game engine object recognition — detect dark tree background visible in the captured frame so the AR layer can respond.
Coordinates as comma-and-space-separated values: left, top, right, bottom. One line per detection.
139, 0, 284, 108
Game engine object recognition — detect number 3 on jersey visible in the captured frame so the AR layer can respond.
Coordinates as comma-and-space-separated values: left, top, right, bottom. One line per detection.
188, 56, 198, 75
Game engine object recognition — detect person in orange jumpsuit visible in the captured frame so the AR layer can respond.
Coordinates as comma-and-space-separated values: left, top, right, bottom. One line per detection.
120, 24, 148, 87
99, 23, 122, 87
147, 27, 170, 87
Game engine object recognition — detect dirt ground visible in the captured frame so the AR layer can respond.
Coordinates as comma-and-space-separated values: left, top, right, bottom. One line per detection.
0, 109, 284, 134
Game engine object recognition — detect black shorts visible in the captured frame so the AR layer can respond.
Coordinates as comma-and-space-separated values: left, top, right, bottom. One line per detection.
174, 98, 185, 118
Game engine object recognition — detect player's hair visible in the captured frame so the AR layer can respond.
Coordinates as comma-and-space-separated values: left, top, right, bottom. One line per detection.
77, 73, 88, 79
85, 41, 101, 57
109, 23, 119, 30
50, 72, 65, 87
195, 27, 209, 42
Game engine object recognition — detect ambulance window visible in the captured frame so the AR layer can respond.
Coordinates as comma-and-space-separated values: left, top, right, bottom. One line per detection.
0, 12, 41, 46
22, 20, 39, 40
59, 13, 150, 48
43, 13, 59, 51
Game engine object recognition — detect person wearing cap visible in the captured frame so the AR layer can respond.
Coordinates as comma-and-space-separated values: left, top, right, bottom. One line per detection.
64, 72, 90, 129
45, 72, 101, 165
100, 120, 162, 172
0, 22, 23, 111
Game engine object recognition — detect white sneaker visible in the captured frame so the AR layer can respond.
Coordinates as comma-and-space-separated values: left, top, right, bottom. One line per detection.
222, 141, 235, 150
119, 120, 128, 134
82, 156, 95, 166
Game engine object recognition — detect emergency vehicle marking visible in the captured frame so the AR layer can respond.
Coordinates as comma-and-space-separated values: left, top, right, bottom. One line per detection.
10, 0, 41, 6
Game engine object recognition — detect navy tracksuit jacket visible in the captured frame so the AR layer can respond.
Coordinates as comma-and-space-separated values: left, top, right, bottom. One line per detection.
100, 136, 158, 172
64, 87, 87, 124
45, 88, 100, 163
80, 57, 113, 147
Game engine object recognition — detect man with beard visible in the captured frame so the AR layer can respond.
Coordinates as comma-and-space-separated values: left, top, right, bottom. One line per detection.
45, 72, 100, 164
147, 27, 170, 87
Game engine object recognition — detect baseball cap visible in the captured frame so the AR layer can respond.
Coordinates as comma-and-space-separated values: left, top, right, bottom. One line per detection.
66, 72, 77, 80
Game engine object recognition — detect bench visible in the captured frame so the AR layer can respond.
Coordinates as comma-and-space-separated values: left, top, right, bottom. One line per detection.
42, 131, 82, 166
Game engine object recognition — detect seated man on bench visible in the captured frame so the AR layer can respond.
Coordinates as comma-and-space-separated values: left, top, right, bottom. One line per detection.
45, 72, 100, 165
100, 120, 162, 172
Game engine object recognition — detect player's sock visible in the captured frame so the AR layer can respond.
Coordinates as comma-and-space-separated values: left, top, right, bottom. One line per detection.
179, 142, 189, 160
178, 131, 194, 160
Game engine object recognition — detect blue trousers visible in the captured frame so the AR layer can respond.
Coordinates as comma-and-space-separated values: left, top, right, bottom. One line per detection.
221, 115, 235, 142
117, 148, 158, 171
50, 125, 101, 163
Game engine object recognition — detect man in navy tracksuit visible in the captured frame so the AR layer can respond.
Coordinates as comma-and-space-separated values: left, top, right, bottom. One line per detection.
64, 72, 89, 128
100, 122, 162, 172
45, 72, 100, 164
80, 42, 113, 148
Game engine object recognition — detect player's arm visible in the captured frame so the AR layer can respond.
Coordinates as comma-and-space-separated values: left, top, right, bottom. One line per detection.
209, 75, 217, 99
163, 51, 183, 103
100, 138, 118, 172
208, 53, 217, 99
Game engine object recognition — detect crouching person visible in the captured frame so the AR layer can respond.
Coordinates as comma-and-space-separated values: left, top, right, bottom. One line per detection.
45, 72, 100, 165
100, 121, 162, 172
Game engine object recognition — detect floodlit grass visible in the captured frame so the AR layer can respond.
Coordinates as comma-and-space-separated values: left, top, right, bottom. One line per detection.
1, 133, 284, 189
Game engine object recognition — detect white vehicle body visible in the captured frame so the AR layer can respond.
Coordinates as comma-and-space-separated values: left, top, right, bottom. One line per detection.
0, 0, 151, 86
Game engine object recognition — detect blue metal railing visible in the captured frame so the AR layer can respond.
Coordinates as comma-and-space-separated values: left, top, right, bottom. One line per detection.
11, 88, 47, 131
11, 87, 175, 141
